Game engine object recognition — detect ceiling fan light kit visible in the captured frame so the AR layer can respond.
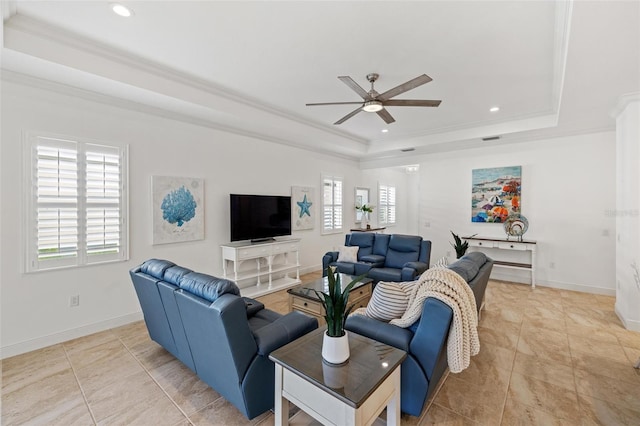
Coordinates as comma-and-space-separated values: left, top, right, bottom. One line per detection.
306, 73, 441, 125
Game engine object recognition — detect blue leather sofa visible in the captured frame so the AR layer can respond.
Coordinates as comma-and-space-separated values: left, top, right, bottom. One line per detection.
345, 252, 494, 416
130, 259, 318, 420
322, 233, 432, 282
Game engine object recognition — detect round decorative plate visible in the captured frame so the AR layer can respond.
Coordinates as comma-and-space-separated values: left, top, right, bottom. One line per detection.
504, 214, 529, 238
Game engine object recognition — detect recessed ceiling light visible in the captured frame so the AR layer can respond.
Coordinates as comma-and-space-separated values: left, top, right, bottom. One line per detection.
381, 129, 389, 133
111, 3, 133, 17
490, 106, 500, 112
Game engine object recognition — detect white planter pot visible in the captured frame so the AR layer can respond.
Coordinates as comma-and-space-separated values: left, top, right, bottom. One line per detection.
322, 331, 350, 365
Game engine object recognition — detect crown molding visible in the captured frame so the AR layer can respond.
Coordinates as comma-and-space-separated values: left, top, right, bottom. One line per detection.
4, 14, 367, 146
551, 0, 574, 114
2, 70, 361, 162
610, 92, 640, 118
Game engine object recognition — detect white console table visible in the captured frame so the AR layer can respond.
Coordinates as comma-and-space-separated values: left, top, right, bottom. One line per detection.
466, 236, 537, 288
221, 238, 301, 298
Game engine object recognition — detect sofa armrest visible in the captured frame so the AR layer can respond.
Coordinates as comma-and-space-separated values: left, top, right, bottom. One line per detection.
242, 297, 265, 317
401, 261, 428, 280
322, 252, 339, 276
410, 298, 453, 379
253, 311, 318, 356
345, 314, 412, 352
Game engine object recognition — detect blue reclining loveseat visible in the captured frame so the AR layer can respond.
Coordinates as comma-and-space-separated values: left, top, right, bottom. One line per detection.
130, 259, 318, 420
345, 252, 494, 416
322, 233, 432, 282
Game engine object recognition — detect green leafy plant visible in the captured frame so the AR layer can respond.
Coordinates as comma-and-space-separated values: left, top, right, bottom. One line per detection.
355, 204, 374, 213
450, 231, 476, 259
313, 267, 364, 337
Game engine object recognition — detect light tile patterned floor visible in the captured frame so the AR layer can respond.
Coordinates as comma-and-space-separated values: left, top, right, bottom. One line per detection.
2, 276, 639, 425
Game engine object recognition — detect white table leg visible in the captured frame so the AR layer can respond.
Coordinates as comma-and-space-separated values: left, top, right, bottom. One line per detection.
274, 364, 288, 426
386, 368, 401, 426
531, 246, 537, 289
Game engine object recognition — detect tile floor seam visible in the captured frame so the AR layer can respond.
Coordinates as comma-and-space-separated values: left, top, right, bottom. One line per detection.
499, 309, 525, 425
117, 335, 195, 424
62, 343, 98, 425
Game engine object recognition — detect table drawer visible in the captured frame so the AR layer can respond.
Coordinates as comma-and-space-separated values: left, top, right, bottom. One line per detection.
272, 242, 300, 253
237, 245, 270, 260
348, 285, 371, 305
468, 240, 497, 248
291, 296, 323, 315
497, 241, 527, 251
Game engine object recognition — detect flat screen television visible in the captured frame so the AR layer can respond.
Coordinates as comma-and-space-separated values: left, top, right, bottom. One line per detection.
230, 194, 292, 242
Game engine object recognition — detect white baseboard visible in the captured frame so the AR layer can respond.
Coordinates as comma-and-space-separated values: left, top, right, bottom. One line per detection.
615, 304, 640, 332
0, 312, 143, 359
490, 270, 615, 296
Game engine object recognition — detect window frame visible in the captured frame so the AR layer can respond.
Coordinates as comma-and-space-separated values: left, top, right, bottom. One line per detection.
378, 183, 397, 226
321, 174, 344, 235
24, 132, 129, 273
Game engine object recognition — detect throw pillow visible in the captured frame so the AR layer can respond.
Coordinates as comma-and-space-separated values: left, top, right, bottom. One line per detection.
365, 281, 414, 321
433, 256, 449, 269
337, 246, 359, 263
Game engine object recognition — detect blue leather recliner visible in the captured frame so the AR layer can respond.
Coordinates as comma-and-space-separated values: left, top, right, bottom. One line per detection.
322, 233, 432, 282
130, 259, 318, 420
345, 252, 494, 416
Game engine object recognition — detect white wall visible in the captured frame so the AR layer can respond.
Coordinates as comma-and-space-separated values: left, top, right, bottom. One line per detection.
1, 79, 414, 357
614, 97, 640, 331
415, 132, 616, 294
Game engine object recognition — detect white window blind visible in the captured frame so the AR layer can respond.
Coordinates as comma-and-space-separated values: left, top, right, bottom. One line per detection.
379, 184, 396, 226
26, 135, 128, 272
322, 175, 343, 233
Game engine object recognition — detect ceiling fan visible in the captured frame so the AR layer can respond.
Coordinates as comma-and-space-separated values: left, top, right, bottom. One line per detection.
306, 73, 441, 125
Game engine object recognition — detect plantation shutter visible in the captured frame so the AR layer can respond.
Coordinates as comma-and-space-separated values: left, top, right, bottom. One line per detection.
27, 135, 128, 272
322, 175, 343, 233
379, 184, 397, 226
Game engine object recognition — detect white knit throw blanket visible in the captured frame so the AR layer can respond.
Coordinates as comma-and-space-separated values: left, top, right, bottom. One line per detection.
390, 268, 480, 373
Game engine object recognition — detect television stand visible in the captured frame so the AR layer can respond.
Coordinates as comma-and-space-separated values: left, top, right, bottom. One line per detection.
220, 238, 301, 298
251, 237, 276, 243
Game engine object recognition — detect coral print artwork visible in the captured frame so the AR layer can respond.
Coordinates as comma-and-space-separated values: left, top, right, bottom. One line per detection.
471, 166, 521, 223
152, 176, 204, 244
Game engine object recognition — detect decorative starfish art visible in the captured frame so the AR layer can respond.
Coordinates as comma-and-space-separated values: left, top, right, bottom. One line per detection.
297, 194, 312, 218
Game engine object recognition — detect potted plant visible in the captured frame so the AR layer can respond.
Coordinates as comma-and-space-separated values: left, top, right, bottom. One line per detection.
313, 267, 364, 364
450, 231, 476, 259
356, 204, 374, 229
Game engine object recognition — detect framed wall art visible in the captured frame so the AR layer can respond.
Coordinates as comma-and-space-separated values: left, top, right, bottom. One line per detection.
471, 166, 521, 223
152, 176, 204, 244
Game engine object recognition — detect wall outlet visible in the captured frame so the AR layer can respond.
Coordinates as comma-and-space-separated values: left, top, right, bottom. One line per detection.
446, 251, 451, 258
69, 295, 80, 307
424, 221, 431, 228
549, 262, 555, 269
602, 229, 610, 237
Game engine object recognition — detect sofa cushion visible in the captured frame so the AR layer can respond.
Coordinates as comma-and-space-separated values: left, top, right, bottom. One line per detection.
333, 262, 356, 275
346, 232, 375, 257
448, 252, 487, 282
179, 272, 240, 302
359, 254, 385, 265
140, 259, 175, 279
337, 246, 359, 263
163, 266, 193, 286
367, 267, 403, 282
365, 281, 418, 321
385, 235, 422, 269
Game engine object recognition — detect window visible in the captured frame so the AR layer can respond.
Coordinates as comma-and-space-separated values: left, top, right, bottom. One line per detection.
322, 175, 343, 233
378, 184, 396, 226
25, 134, 128, 272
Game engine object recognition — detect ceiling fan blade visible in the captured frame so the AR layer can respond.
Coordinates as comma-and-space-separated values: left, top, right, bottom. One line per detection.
378, 74, 433, 101
306, 101, 364, 106
383, 99, 442, 107
334, 107, 363, 125
338, 76, 371, 100
376, 108, 396, 124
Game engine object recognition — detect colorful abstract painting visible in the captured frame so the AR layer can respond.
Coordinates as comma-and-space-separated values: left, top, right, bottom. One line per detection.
152, 176, 204, 244
471, 166, 521, 223
292, 186, 314, 230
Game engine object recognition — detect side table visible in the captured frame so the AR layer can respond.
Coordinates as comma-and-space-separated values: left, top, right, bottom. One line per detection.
269, 328, 406, 426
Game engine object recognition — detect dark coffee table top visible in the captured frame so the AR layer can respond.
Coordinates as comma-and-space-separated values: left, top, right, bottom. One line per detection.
287, 274, 373, 301
269, 328, 406, 408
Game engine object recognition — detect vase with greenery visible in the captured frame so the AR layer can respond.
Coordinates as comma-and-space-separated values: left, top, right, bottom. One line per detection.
313, 267, 364, 364
450, 231, 476, 259
356, 204, 374, 229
